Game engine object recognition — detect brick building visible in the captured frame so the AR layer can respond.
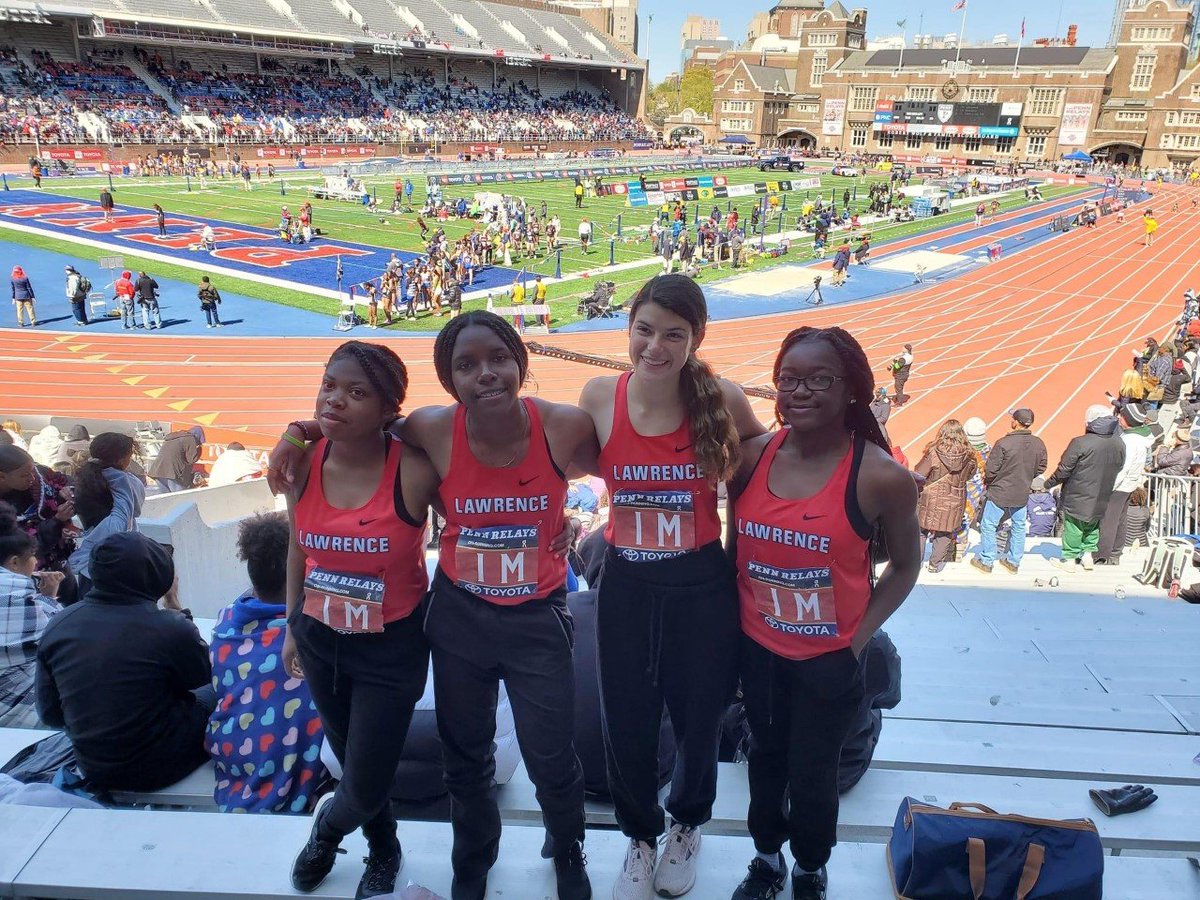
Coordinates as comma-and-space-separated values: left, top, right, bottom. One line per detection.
708, 0, 1200, 169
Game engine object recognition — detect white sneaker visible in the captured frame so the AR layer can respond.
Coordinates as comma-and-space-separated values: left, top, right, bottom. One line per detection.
1081, 552, 1095, 571
654, 824, 700, 897
613, 839, 656, 900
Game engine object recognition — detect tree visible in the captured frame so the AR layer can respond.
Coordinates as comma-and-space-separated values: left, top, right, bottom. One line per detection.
645, 67, 713, 126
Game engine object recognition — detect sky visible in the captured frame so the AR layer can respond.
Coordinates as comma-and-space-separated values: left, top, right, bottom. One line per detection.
640, 0, 1120, 83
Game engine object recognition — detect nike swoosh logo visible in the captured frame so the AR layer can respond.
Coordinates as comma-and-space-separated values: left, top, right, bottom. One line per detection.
674, 444, 692, 453
359, 517, 378, 526
518, 476, 537, 486
801, 513, 826, 521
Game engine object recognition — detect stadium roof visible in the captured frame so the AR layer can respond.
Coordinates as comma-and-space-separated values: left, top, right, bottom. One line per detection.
846, 46, 1114, 71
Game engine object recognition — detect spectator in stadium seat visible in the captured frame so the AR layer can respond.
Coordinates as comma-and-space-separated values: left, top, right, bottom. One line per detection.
207, 512, 326, 814
914, 419, 977, 574
0, 444, 76, 583
147, 426, 204, 493
1044, 405, 1125, 572
10, 265, 36, 328
27, 426, 63, 468
1096, 404, 1153, 566
1, 422, 26, 450
1151, 424, 1195, 475
972, 409, 1047, 575
1025, 476, 1058, 538
1158, 359, 1190, 427
67, 433, 143, 600
207, 442, 263, 487
35, 531, 215, 792
0, 501, 63, 727
52, 425, 91, 475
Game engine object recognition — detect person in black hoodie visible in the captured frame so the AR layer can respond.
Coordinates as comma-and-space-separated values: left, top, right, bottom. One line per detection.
1044, 405, 1125, 571
34, 531, 214, 791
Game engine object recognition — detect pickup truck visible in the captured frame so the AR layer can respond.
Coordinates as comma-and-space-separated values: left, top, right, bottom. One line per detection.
758, 155, 806, 172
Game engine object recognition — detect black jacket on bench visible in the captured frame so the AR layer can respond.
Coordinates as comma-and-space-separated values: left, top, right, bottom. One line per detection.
34, 532, 212, 791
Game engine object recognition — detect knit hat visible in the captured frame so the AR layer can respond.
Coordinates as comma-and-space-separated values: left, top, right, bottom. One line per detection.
1085, 404, 1112, 425
64, 265, 76, 273
1120, 403, 1149, 426
963, 417, 988, 441
1010, 408, 1035, 427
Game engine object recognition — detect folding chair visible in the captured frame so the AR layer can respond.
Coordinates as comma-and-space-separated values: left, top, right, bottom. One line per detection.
334, 298, 357, 332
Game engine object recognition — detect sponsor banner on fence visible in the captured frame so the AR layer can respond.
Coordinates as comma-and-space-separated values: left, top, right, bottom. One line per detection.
1058, 103, 1093, 147
253, 145, 377, 159
44, 148, 105, 161
822, 98, 846, 136
631, 140, 654, 150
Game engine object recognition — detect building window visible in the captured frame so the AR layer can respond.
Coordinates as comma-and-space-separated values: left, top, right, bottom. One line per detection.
807, 32, 837, 46
849, 34, 862, 48
907, 86, 935, 101
905, 133, 922, 149
1191, 83, 1200, 99
877, 132, 894, 147
851, 125, 868, 147
1029, 88, 1063, 117
934, 134, 952, 151
964, 136, 981, 153
1131, 53, 1156, 91
850, 86, 877, 113
1130, 25, 1172, 42
792, 102, 818, 115
719, 117, 752, 132
967, 87, 996, 102
1171, 133, 1200, 149
1165, 110, 1200, 126
995, 136, 1015, 154
1115, 110, 1147, 123
811, 53, 827, 87
1026, 134, 1047, 156
734, 79, 745, 92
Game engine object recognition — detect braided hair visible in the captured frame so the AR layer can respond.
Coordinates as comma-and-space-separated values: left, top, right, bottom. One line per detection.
628, 274, 739, 482
772, 326, 891, 454
432, 310, 529, 400
328, 341, 409, 419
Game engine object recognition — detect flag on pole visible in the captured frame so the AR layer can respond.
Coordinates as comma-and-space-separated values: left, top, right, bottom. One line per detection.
1020, 18, 1026, 38
952, 0, 967, 9
897, 18, 907, 28
336, 255, 343, 284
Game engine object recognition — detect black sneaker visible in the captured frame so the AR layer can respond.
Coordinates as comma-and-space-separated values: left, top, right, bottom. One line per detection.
450, 873, 488, 900
356, 837, 402, 899
291, 796, 345, 892
553, 840, 591, 899
791, 865, 827, 900
732, 854, 786, 899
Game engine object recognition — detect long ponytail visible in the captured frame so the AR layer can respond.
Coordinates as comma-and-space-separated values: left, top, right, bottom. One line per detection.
74, 433, 136, 530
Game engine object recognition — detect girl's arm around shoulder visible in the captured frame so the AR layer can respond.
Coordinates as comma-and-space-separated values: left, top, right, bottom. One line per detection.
718, 379, 769, 441
399, 443, 440, 522
723, 430, 775, 562
400, 405, 455, 474
534, 398, 600, 479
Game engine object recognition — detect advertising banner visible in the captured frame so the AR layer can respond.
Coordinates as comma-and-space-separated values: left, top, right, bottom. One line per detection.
44, 148, 105, 161
1059, 103, 1093, 146
822, 99, 846, 136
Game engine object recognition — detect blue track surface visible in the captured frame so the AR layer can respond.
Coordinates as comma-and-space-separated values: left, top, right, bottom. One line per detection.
0, 189, 523, 294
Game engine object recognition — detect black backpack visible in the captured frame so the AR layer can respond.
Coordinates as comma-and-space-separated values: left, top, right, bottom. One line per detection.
77, 275, 92, 296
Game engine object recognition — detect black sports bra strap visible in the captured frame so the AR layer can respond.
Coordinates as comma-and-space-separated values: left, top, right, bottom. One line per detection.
844, 434, 873, 542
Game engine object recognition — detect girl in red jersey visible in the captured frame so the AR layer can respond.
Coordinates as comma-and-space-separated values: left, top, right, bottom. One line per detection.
403, 311, 596, 900
281, 341, 440, 900
725, 327, 920, 900
577, 274, 764, 900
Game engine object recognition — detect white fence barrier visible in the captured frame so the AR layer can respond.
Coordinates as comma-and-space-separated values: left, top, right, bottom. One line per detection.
1146, 472, 1200, 540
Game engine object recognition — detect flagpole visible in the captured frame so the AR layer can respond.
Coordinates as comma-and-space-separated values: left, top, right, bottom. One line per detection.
898, 25, 906, 73
1013, 19, 1024, 77
954, 2, 969, 66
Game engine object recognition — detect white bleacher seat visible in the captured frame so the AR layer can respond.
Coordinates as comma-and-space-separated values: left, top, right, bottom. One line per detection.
0, 728, 52, 768
0, 805, 70, 896
7, 807, 1195, 899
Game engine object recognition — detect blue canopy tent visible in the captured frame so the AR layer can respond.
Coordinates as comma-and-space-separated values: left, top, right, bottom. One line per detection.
1063, 150, 1093, 162
720, 135, 751, 144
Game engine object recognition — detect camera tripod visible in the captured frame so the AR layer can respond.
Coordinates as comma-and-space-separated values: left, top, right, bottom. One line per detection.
803, 275, 824, 306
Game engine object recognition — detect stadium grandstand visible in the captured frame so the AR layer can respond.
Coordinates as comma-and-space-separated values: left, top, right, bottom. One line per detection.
0, 0, 649, 154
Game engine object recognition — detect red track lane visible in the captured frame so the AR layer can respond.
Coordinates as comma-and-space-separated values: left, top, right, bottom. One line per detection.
2, 185, 1188, 459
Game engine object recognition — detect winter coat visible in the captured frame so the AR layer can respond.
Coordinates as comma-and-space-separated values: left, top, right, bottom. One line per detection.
147, 428, 203, 485
0, 566, 61, 727
1152, 444, 1193, 476
984, 429, 1048, 508
1044, 417, 1126, 522
10, 277, 34, 301
1113, 426, 1152, 493
914, 445, 977, 533
27, 426, 63, 467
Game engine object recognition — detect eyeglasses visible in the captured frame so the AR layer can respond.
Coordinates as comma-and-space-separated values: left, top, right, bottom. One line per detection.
774, 374, 845, 393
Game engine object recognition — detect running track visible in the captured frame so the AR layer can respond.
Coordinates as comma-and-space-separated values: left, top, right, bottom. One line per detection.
2, 185, 1187, 461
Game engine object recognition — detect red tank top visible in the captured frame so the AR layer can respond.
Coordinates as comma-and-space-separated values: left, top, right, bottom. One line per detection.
598, 371, 721, 562
293, 436, 428, 630
736, 431, 872, 660
438, 399, 567, 604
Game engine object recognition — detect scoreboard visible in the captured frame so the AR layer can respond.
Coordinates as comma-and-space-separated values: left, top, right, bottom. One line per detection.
873, 100, 1022, 137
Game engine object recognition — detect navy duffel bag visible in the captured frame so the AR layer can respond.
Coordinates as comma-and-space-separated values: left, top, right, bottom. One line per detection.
887, 797, 1104, 899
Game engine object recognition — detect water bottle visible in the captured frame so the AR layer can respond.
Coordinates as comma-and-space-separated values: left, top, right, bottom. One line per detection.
1115, 585, 1126, 600
1169, 578, 1181, 600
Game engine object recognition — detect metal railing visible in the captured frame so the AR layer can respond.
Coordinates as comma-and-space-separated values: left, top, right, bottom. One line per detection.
1146, 472, 1200, 539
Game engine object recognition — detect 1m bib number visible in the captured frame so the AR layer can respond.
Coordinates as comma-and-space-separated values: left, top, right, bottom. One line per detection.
611, 489, 696, 561
302, 567, 385, 634
455, 525, 539, 599
747, 560, 838, 637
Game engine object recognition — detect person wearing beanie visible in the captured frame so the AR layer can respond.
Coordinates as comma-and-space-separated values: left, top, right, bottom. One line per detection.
35, 532, 213, 791
1095, 403, 1154, 566
146, 426, 204, 493
10, 265, 35, 327
64, 265, 89, 327
973, 409, 1047, 575
959, 417, 991, 552
1044, 405, 1126, 571
114, 269, 137, 330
